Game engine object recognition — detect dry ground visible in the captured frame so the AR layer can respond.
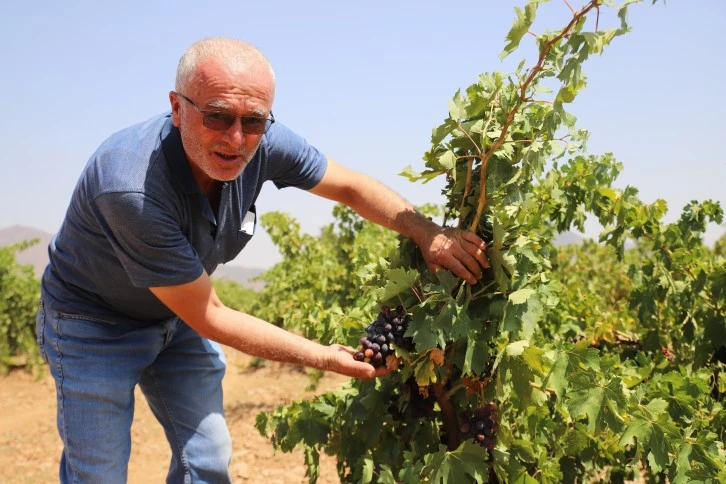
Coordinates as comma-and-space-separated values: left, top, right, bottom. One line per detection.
0, 348, 348, 483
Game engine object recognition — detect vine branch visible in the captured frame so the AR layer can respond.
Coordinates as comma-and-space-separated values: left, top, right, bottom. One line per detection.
467, 0, 600, 234
432, 382, 461, 450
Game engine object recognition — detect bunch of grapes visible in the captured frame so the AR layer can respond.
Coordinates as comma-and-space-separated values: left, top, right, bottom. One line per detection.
353, 305, 411, 367
460, 403, 498, 450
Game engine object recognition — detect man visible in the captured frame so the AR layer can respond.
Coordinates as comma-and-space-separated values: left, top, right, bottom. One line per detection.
37, 38, 489, 483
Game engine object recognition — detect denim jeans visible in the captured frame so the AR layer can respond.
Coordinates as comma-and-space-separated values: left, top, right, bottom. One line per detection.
36, 299, 233, 483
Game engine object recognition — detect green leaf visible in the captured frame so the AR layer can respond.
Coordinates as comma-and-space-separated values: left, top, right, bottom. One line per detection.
542, 349, 569, 400
423, 443, 489, 484
378, 267, 419, 301
489, 219, 515, 293
431, 118, 458, 145
410, 311, 442, 351
500, 3, 538, 60
509, 288, 536, 304
567, 377, 626, 434
510, 439, 537, 463
414, 358, 437, 386
463, 333, 492, 375
362, 456, 374, 483
620, 401, 683, 474
378, 464, 397, 484
449, 90, 466, 121
506, 340, 530, 357
399, 165, 442, 184
399, 455, 425, 484
522, 345, 545, 377
303, 448, 320, 484
438, 150, 458, 173
502, 294, 543, 338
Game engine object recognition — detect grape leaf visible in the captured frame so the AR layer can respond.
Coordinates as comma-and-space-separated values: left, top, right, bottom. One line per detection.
489, 220, 515, 293
500, 2, 538, 60
503, 294, 543, 338
377, 267, 419, 301
362, 456, 374, 483
414, 358, 437, 386
422, 444, 489, 484
567, 377, 626, 434
509, 288, 536, 305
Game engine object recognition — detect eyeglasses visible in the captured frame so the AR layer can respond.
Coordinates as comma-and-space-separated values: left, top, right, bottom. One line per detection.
175, 92, 275, 134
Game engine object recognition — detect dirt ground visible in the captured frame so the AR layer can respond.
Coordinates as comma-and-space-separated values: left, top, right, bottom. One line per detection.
0, 348, 348, 483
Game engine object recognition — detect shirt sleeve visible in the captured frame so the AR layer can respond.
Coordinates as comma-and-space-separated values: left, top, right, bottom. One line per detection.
89, 191, 204, 288
262, 123, 328, 190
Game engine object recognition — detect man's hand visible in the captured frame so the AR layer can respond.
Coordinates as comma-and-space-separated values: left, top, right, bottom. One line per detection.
418, 227, 490, 285
323, 344, 391, 379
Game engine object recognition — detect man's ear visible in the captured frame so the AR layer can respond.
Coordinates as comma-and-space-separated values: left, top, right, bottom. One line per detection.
169, 91, 182, 127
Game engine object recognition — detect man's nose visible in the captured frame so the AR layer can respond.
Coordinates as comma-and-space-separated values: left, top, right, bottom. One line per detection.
220, 119, 246, 146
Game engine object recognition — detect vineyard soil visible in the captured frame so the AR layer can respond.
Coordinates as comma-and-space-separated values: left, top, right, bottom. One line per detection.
0, 348, 346, 483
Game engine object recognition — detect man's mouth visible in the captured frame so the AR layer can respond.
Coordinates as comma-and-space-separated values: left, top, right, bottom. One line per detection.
214, 152, 240, 161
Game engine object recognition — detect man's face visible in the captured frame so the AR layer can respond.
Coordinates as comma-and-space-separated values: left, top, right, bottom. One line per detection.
170, 59, 274, 192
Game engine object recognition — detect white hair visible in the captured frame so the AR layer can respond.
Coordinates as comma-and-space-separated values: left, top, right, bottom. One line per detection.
175, 37, 275, 93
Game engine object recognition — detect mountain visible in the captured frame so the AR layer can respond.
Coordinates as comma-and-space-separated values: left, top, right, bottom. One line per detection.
0, 225, 267, 288
553, 231, 586, 246
212, 265, 266, 290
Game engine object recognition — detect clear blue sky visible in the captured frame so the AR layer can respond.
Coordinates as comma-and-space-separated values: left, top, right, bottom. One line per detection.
1, 1, 724, 269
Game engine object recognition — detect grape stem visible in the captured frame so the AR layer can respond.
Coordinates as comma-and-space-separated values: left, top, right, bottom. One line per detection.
432, 382, 461, 450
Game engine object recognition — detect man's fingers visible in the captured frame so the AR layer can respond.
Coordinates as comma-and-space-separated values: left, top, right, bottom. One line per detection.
331, 345, 391, 379
443, 253, 478, 285
460, 231, 490, 268
462, 239, 489, 270
460, 230, 487, 250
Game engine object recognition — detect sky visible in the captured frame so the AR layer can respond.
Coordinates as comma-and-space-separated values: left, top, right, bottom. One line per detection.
1, 0, 724, 269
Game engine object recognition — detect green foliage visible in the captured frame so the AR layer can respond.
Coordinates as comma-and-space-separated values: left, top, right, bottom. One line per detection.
212, 279, 257, 313
249, 204, 405, 346
256, 1, 726, 482
0, 241, 42, 374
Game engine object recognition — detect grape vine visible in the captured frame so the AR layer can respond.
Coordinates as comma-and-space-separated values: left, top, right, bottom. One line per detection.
256, 1, 726, 482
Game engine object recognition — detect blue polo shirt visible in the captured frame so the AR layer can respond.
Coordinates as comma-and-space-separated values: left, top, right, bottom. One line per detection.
41, 113, 327, 327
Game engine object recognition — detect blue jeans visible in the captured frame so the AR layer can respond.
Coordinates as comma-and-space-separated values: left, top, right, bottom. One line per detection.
36, 300, 233, 483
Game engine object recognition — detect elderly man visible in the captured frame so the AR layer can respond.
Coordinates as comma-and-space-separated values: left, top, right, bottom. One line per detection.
37, 37, 489, 483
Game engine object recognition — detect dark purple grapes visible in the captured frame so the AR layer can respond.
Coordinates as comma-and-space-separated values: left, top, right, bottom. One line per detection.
355, 305, 412, 368
460, 403, 498, 451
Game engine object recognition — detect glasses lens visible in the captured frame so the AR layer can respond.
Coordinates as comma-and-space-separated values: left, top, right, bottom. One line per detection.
240, 117, 269, 135
202, 112, 236, 130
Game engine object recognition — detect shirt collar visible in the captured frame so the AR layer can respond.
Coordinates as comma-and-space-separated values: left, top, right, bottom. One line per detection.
160, 115, 199, 195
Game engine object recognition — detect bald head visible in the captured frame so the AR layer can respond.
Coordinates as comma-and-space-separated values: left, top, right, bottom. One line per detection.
175, 38, 275, 95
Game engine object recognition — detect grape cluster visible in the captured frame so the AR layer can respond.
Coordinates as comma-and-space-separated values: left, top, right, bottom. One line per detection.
460, 403, 498, 450
353, 305, 411, 367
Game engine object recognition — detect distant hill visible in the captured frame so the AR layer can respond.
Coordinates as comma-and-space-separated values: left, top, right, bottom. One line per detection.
212, 265, 266, 291
553, 231, 586, 246
0, 225, 54, 278
0, 225, 267, 288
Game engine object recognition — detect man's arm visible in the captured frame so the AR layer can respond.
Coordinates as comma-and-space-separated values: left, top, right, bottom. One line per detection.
308, 158, 489, 284
149, 273, 388, 379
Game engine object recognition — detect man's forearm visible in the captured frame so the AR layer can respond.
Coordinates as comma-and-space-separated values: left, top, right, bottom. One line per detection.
202, 306, 328, 369
335, 174, 440, 247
